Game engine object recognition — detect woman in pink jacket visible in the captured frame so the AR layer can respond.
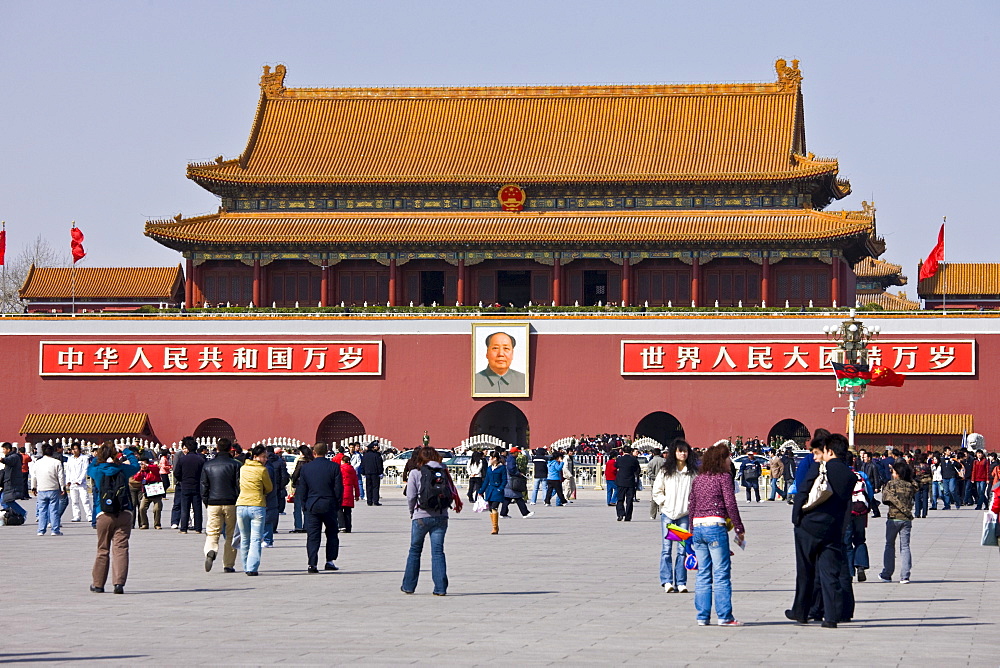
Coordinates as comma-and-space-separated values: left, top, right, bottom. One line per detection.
335, 454, 361, 533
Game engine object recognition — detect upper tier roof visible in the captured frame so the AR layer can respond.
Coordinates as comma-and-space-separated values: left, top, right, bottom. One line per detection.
144, 209, 876, 251
854, 257, 904, 280
187, 60, 848, 192
19, 265, 184, 300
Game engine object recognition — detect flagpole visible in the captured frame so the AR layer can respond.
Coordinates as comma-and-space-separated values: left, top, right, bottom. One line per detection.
941, 216, 946, 314
1, 221, 6, 313
71, 222, 76, 317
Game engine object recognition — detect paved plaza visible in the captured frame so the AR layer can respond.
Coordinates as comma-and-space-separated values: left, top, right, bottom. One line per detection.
2, 486, 997, 666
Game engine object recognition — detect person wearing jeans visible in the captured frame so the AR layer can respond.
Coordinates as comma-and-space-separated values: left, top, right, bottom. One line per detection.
879, 461, 917, 583
652, 440, 696, 592
31, 445, 66, 536
236, 446, 273, 575
686, 443, 745, 626
402, 448, 461, 595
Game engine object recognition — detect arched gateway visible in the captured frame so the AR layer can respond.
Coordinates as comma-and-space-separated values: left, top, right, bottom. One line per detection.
470, 401, 529, 448
193, 418, 236, 442
316, 411, 365, 445
634, 412, 685, 447
768, 419, 810, 446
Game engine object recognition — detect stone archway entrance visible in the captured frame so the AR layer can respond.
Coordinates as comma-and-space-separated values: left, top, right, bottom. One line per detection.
316, 411, 365, 445
193, 418, 236, 442
768, 418, 810, 447
470, 401, 529, 448
634, 411, 685, 446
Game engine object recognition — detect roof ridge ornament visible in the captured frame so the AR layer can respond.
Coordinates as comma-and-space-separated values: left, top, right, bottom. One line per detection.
261, 64, 287, 98
775, 58, 802, 91
861, 200, 876, 215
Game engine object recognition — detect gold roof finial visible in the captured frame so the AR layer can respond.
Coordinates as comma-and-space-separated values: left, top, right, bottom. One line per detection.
260, 64, 287, 98
775, 58, 802, 91
861, 200, 876, 215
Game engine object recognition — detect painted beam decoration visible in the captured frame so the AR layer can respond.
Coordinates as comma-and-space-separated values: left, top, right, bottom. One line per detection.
40, 341, 382, 376
621, 340, 976, 376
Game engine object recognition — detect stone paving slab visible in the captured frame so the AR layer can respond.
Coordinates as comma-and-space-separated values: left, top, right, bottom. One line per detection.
2, 487, 997, 666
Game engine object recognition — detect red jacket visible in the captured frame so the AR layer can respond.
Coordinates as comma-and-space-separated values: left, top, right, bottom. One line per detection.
971, 459, 989, 482
992, 485, 1000, 514
605, 458, 617, 481
340, 462, 361, 507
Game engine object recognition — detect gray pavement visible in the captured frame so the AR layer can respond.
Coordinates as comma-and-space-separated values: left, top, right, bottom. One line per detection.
2, 486, 997, 666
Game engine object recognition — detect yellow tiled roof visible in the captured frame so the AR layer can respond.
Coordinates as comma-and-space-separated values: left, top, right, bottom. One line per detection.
854, 257, 906, 282
145, 209, 875, 247
854, 414, 973, 435
855, 290, 920, 310
19, 266, 183, 300
918, 263, 1000, 296
186, 61, 847, 188
20, 413, 150, 436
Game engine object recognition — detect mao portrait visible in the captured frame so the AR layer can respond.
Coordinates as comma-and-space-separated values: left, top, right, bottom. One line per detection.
472, 323, 530, 397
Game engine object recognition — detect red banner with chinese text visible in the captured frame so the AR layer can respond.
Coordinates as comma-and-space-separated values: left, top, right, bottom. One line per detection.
621, 340, 975, 376
40, 341, 382, 376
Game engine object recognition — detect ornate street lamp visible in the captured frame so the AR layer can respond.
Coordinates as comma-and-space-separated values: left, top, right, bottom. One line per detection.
823, 309, 880, 448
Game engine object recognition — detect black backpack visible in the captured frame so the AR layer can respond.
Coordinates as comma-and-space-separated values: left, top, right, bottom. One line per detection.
3, 509, 25, 526
744, 460, 762, 480
417, 465, 453, 512
98, 467, 130, 515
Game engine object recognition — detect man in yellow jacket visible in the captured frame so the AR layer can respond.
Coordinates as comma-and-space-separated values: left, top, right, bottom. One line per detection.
236, 446, 273, 576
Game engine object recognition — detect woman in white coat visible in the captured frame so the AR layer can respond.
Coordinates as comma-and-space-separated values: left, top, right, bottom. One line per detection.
652, 439, 697, 593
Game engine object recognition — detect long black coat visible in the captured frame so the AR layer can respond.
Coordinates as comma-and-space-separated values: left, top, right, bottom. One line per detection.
1, 451, 24, 502
792, 457, 857, 542
298, 458, 344, 515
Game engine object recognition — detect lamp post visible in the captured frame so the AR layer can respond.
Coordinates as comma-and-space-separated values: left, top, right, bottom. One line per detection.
823, 309, 880, 449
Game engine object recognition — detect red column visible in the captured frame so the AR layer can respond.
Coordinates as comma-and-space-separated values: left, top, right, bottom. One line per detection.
761, 255, 770, 306
260, 262, 268, 306
320, 265, 329, 307
621, 257, 631, 307
457, 259, 465, 306
389, 259, 397, 307
691, 256, 701, 307
192, 262, 203, 306
252, 259, 261, 306
831, 257, 840, 307
184, 257, 193, 306
553, 257, 562, 306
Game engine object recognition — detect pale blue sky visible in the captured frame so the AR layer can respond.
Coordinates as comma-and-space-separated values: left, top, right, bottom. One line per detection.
2, 1, 997, 296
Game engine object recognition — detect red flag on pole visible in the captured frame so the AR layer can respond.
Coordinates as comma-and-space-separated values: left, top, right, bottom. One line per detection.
0, 225, 6, 266
918, 223, 944, 281
71, 225, 86, 263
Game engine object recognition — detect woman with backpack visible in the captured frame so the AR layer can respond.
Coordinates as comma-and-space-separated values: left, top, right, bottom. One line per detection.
88, 442, 140, 594
479, 451, 508, 535
401, 447, 462, 595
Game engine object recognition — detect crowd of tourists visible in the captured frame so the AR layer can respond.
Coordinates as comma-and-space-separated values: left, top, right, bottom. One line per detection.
2, 434, 998, 621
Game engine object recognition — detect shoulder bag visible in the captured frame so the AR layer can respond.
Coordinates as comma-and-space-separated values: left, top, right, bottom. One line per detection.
802, 461, 832, 512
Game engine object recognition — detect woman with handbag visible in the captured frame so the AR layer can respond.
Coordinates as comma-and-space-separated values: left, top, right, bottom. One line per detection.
687, 442, 744, 626
499, 448, 534, 520
479, 451, 507, 534
652, 439, 697, 593
136, 460, 165, 530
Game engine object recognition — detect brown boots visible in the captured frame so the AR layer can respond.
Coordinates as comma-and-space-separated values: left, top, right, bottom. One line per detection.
490, 510, 499, 535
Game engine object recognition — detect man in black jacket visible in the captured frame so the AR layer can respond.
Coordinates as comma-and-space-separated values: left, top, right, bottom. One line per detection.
298, 443, 344, 573
530, 447, 549, 505
1, 442, 27, 519
173, 437, 206, 534
786, 433, 857, 628
614, 447, 642, 522
360, 442, 384, 506
200, 438, 241, 573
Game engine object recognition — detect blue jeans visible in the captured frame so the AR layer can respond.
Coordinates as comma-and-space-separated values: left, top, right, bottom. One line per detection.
2, 499, 27, 517
531, 478, 546, 504
692, 524, 733, 623
942, 478, 959, 509
263, 507, 278, 545
659, 514, 689, 587
355, 466, 365, 499
913, 486, 928, 517
975, 481, 989, 510
930, 481, 942, 509
36, 490, 62, 534
880, 519, 912, 581
402, 516, 448, 594
236, 506, 265, 573
769, 477, 786, 501
293, 494, 304, 531
605, 480, 618, 505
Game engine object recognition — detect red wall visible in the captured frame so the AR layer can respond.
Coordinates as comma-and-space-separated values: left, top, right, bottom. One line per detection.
1, 317, 995, 449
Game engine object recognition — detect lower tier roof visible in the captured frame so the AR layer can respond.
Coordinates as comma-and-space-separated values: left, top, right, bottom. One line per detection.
145, 209, 876, 255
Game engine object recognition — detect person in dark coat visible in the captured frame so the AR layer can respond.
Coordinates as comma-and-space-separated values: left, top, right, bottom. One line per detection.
786, 432, 857, 628
500, 447, 533, 518
614, 446, 642, 521
172, 437, 205, 533
360, 441, 384, 506
297, 443, 344, 573
263, 447, 290, 547
479, 451, 508, 534
1, 442, 27, 518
